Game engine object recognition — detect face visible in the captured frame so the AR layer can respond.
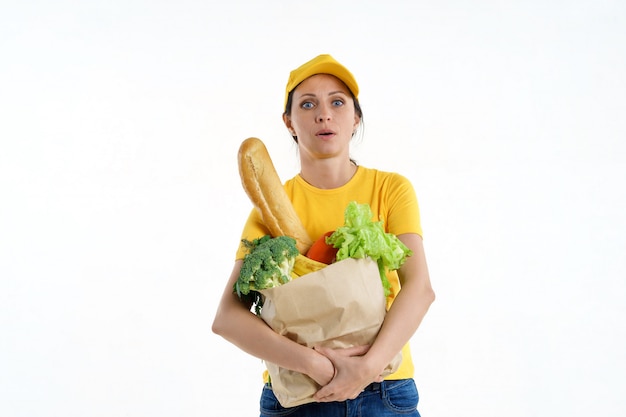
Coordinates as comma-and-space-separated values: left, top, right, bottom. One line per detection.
283, 74, 361, 161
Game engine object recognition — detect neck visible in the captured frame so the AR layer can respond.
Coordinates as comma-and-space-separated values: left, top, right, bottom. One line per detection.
299, 159, 358, 189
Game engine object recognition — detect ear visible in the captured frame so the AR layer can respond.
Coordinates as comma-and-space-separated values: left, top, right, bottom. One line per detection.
353, 113, 361, 131
283, 113, 295, 136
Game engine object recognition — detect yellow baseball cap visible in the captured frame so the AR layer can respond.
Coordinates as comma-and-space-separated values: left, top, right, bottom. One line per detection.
284, 54, 359, 110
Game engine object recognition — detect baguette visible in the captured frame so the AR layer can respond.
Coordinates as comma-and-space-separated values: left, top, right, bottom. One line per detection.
238, 137, 312, 254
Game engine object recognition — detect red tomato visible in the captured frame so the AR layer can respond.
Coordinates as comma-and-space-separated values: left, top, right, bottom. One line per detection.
305, 231, 338, 265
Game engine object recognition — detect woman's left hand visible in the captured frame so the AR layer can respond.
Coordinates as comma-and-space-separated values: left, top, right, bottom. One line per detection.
312, 345, 383, 402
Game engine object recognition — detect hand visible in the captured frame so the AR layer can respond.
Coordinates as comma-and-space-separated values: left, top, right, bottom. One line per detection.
312, 345, 383, 402
306, 348, 335, 387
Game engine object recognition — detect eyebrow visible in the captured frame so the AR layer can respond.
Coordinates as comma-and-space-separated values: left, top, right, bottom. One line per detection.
298, 90, 349, 99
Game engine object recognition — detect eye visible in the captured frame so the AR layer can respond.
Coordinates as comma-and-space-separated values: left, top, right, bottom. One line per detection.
301, 101, 315, 109
332, 99, 344, 107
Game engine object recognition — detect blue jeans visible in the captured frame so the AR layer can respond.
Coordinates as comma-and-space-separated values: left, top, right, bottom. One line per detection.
259, 379, 421, 417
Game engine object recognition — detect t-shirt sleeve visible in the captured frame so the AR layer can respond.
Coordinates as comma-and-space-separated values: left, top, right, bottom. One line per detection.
385, 174, 423, 237
234, 208, 272, 260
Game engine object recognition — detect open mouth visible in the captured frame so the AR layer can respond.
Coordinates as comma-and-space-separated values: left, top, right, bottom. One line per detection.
317, 130, 335, 138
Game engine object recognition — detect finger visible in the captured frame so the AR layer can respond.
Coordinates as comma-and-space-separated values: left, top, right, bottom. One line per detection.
314, 386, 333, 402
342, 344, 370, 356
315, 344, 370, 359
314, 390, 351, 403
315, 389, 360, 403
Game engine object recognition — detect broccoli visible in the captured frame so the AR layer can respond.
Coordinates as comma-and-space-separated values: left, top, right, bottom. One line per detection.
233, 235, 300, 314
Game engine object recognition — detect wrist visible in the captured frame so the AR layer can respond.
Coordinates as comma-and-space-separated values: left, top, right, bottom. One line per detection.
302, 347, 334, 384
363, 348, 392, 378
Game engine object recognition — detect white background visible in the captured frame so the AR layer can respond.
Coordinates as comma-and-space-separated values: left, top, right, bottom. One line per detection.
1, 1, 625, 416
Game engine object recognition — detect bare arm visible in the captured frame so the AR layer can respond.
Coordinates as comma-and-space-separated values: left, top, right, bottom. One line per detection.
314, 233, 435, 401
211, 260, 335, 386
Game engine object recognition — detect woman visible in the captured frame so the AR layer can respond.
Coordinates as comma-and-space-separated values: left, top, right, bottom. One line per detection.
212, 54, 435, 416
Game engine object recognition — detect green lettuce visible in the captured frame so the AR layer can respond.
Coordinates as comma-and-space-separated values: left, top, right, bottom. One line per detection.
326, 201, 413, 296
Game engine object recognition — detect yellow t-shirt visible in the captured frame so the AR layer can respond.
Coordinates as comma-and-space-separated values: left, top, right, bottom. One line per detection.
236, 166, 422, 381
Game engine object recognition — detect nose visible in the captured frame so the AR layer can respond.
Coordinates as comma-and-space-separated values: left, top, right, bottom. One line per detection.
316, 103, 331, 122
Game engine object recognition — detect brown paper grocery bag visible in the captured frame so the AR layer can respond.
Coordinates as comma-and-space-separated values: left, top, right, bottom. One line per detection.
259, 257, 403, 408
